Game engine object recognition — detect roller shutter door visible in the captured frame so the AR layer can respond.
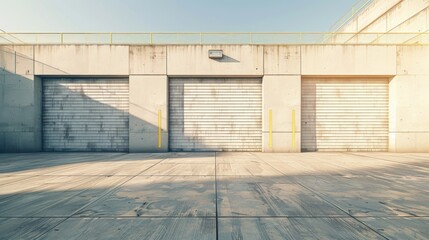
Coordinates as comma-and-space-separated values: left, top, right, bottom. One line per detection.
169, 78, 262, 151
302, 78, 388, 152
43, 78, 129, 152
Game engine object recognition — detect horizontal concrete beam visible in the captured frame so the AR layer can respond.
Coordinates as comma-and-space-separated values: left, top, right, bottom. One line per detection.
166, 45, 263, 76
301, 45, 396, 75
34, 45, 129, 75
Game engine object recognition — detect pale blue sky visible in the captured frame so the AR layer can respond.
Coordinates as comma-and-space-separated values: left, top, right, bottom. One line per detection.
0, 0, 358, 32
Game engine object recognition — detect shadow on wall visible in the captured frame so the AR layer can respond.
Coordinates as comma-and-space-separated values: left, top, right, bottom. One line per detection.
210, 54, 240, 63
1, 48, 258, 153
301, 82, 316, 152
0, 48, 161, 153
0, 48, 42, 152
41, 77, 130, 152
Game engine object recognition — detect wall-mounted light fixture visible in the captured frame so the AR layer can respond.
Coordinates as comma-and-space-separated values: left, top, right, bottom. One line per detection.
208, 50, 223, 59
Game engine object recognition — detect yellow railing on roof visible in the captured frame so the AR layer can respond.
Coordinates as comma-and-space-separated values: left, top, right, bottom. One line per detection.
329, 0, 374, 32
0, 32, 428, 45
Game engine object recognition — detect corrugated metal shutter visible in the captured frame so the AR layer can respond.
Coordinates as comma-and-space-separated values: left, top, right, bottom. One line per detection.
169, 78, 262, 152
43, 78, 129, 152
302, 78, 388, 152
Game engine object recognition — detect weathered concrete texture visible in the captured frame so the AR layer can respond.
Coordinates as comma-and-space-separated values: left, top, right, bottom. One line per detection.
0, 46, 34, 75
0, 46, 41, 152
262, 75, 301, 152
389, 73, 429, 152
338, 0, 401, 33
263, 45, 300, 74
339, 0, 428, 34
76, 175, 215, 217
218, 175, 346, 217
40, 218, 216, 240
358, 217, 429, 240
0, 217, 64, 240
0, 152, 428, 239
129, 46, 167, 74
34, 45, 129, 75
166, 45, 264, 76
129, 75, 168, 152
218, 218, 385, 240
301, 45, 397, 75
0, 175, 129, 217
397, 46, 429, 75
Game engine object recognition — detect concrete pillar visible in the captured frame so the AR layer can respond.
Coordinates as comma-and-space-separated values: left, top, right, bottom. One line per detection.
129, 46, 168, 152
0, 46, 42, 152
129, 75, 168, 152
389, 46, 429, 152
262, 75, 301, 152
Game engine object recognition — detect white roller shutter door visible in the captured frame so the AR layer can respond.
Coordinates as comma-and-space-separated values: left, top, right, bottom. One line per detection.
169, 78, 262, 152
43, 78, 129, 152
302, 78, 388, 152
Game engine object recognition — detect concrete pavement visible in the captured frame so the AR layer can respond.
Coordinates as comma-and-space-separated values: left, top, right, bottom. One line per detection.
0, 152, 428, 239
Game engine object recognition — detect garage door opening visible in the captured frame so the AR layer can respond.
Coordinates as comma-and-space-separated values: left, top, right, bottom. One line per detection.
169, 78, 262, 152
302, 78, 388, 152
42, 78, 129, 152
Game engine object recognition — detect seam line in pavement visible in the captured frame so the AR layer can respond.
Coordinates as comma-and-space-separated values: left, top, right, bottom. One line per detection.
344, 152, 429, 169
34, 154, 170, 240
2, 215, 429, 219
251, 153, 390, 240
294, 181, 390, 240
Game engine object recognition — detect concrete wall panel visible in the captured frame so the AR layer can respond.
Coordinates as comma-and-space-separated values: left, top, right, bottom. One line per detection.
263, 46, 300, 75
167, 45, 263, 76
0, 72, 41, 152
389, 74, 429, 152
397, 46, 429, 75
130, 46, 167, 74
389, 9, 428, 33
357, 0, 401, 31
35, 45, 129, 75
129, 75, 168, 152
301, 45, 396, 75
262, 75, 301, 152
393, 132, 429, 152
386, 0, 429, 30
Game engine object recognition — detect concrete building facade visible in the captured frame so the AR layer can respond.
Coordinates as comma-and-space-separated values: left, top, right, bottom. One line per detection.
1, 0, 429, 153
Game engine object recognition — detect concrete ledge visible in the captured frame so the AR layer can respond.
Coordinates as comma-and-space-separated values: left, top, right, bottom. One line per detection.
301, 45, 397, 75
34, 45, 129, 75
263, 46, 300, 75
397, 46, 429, 75
166, 45, 263, 76
130, 46, 167, 74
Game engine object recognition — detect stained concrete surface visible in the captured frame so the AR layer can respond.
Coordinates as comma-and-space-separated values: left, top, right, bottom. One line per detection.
0, 152, 428, 239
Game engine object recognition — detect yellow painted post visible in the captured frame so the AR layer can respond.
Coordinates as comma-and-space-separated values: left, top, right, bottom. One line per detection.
292, 109, 296, 148
269, 109, 273, 148
200, 32, 202, 45
150, 33, 153, 45
158, 110, 162, 148
60, 33, 63, 44
110, 32, 113, 44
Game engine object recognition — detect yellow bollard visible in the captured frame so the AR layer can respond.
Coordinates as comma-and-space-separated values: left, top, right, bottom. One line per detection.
292, 109, 296, 148
269, 109, 273, 148
158, 110, 162, 148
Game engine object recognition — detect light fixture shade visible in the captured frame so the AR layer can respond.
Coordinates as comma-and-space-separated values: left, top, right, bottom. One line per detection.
208, 50, 223, 59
